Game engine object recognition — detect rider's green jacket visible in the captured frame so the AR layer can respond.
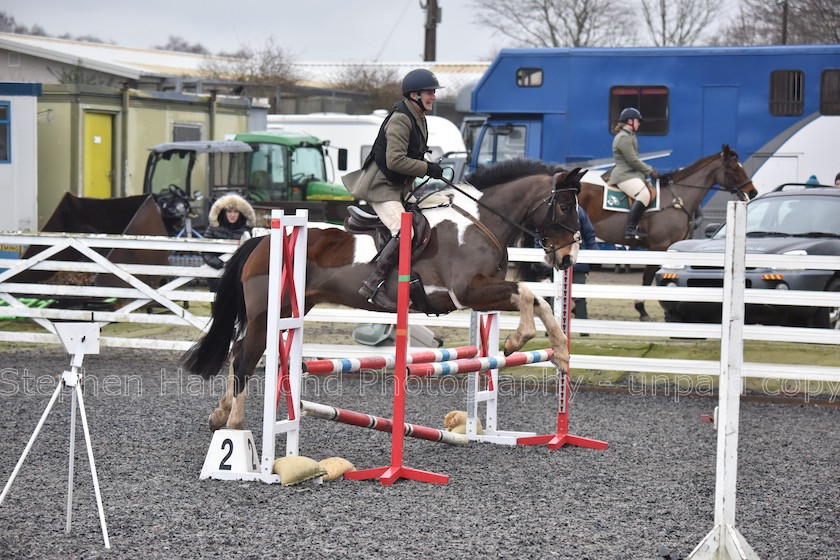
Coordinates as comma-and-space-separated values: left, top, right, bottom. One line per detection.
609, 125, 653, 185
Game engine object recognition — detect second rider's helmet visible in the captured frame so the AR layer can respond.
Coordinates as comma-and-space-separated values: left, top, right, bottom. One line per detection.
619, 107, 643, 122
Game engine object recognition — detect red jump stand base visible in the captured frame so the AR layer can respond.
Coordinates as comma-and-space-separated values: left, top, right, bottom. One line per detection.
517, 433, 608, 450
344, 465, 448, 486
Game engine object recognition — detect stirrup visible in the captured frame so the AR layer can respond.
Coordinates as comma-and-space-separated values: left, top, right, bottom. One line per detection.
625, 228, 647, 240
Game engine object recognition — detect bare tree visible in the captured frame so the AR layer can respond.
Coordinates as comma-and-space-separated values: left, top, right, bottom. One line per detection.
156, 35, 209, 55
202, 37, 298, 100
330, 65, 402, 113
472, 0, 636, 48
715, 0, 839, 45
0, 12, 16, 32
640, 0, 723, 46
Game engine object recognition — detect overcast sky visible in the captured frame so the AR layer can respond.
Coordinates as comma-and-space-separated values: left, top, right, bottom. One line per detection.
3, 0, 507, 62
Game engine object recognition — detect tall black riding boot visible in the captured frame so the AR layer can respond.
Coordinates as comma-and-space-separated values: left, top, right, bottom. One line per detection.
624, 200, 648, 240
359, 235, 401, 310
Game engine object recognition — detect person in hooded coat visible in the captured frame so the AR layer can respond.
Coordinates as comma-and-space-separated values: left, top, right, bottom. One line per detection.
202, 193, 256, 290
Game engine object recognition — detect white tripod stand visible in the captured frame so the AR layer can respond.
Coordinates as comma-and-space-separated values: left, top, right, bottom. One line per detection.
0, 323, 110, 548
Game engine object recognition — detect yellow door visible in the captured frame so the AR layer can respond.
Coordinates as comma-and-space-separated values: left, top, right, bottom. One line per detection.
84, 113, 113, 198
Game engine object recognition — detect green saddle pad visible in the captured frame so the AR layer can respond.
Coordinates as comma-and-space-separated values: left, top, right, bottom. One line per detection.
603, 183, 660, 212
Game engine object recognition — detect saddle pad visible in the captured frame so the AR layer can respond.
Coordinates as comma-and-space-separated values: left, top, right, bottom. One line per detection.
603, 182, 660, 213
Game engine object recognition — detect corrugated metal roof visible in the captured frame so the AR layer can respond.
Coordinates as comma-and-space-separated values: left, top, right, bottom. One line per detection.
0, 33, 488, 97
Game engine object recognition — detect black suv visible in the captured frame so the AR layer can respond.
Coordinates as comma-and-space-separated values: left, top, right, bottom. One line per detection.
655, 184, 840, 328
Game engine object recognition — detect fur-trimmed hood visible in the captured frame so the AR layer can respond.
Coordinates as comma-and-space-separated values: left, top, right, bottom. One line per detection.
209, 194, 256, 227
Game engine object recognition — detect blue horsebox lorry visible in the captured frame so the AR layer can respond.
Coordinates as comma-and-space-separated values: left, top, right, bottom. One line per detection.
469, 45, 840, 229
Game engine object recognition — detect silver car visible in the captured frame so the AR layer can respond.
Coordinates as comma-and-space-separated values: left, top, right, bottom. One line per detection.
655, 185, 840, 328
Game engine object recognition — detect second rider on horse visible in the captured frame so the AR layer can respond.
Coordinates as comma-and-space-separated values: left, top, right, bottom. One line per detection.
609, 107, 659, 240
342, 68, 445, 310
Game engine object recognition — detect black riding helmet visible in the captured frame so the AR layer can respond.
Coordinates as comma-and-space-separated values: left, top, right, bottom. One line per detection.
401, 69, 444, 96
619, 107, 642, 122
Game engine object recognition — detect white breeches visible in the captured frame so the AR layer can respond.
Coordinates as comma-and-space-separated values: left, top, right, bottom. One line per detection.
616, 178, 651, 206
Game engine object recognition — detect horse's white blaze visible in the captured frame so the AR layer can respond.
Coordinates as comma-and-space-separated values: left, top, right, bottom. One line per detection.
423, 184, 484, 245
352, 234, 378, 264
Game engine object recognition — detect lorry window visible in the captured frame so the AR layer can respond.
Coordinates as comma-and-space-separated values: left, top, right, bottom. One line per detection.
476, 124, 527, 166
820, 69, 840, 115
609, 86, 669, 135
770, 70, 804, 116
516, 68, 543, 87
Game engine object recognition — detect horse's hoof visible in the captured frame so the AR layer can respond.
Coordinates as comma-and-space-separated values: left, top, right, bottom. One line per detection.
639, 315, 653, 322
209, 413, 226, 431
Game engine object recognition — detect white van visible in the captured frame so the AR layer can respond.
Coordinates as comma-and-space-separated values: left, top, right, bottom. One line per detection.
266, 111, 466, 183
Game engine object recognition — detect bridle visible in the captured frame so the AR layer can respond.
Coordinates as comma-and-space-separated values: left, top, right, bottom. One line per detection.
664, 153, 755, 202
427, 175, 582, 253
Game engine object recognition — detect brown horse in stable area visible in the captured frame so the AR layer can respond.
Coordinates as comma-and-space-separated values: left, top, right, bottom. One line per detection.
578, 145, 757, 319
182, 159, 585, 430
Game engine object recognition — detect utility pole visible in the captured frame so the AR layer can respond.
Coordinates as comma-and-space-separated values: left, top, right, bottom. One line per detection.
780, 0, 789, 44
422, 0, 440, 61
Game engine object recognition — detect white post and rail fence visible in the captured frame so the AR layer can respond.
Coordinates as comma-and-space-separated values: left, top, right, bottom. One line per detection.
0, 230, 838, 386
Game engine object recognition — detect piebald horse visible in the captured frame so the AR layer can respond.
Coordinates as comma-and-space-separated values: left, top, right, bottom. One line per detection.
182, 159, 585, 430
578, 145, 757, 319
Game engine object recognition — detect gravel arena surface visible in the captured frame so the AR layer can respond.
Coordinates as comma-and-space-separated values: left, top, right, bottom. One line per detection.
0, 347, 837, 559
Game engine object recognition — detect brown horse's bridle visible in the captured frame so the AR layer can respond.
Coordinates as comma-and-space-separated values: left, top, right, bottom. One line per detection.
665, 154, 755, 203
431, 176, 581, 256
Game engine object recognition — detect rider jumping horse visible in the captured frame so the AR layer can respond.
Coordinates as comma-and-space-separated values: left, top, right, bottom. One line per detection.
182, 159, 585, 430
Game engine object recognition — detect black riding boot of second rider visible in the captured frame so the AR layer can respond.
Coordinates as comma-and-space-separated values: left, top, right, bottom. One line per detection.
359, 235, 401, 311
625, 200, 648, 240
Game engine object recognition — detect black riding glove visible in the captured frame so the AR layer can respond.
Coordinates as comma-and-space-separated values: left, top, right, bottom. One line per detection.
427, 162, 444, 179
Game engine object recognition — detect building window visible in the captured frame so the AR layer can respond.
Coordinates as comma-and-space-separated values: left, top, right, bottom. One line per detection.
0, 102, 9, 163
820, 69, 840, 115
770, 70, 804, 116
609, 86, 669, 135
173, 123, 202, 142
516, 67, 543, 87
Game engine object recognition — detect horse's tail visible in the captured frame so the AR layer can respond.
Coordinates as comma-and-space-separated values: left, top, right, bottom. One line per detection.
181, 236, 263, 379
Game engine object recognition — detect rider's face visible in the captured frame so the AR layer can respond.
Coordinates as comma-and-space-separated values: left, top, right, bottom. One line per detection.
418, 89, 436, 111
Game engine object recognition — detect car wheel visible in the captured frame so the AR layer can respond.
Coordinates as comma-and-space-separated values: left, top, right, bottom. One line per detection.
809, 278, 840, 329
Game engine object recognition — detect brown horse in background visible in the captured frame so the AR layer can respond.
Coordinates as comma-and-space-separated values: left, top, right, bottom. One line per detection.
182, 159, 584, 430
578, 145, 757, 319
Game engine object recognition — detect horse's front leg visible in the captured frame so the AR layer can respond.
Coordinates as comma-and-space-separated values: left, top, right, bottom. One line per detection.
505, 282, 537, 353
209, 360, 234, 431
529, 288, 570, 372
463, 277, 569, 372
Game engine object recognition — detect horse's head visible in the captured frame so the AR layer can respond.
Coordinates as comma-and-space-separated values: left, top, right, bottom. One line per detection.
532, 168, 584, 270
719, 145, 758, 201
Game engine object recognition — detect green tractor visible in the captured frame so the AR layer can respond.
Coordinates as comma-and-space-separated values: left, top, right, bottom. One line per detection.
143, 131, 353, 234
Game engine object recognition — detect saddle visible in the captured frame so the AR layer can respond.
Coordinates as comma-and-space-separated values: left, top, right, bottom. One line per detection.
344, 205, 431, 260
344, 206, 440, 315
603, 181, 661, 213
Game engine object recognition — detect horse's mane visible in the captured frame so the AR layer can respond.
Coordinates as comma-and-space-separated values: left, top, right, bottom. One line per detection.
465, 158, 554, 190
661, 148, 738, 184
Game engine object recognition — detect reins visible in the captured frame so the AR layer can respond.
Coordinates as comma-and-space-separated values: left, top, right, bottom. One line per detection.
416, 175, 581, 253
